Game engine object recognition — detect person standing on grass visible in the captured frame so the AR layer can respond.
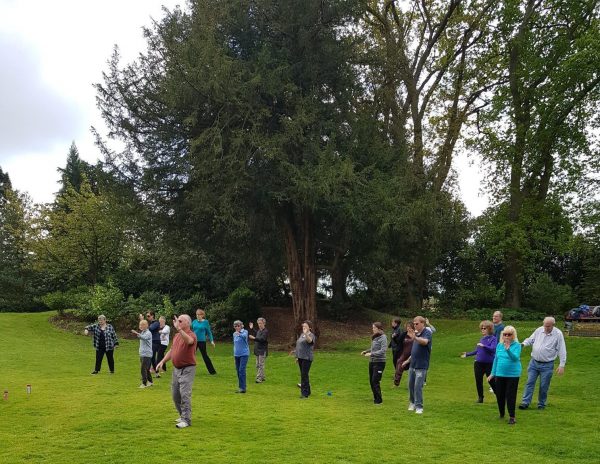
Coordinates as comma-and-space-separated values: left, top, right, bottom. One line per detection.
389, 318, 403, 380
192, 309, 217, 375
132, 319, 153, 388
156, 314, 197, 429
139, 311, 161, 374
394, 321, 414, 387
295, 321, 316, 399
460, 320, 497, 403
519, 316, 567, 411
157, 316, 171, 375
233, 320, 250, 393
84, 315, 119, 374
492, 311, 505, 342
404, 316, 432, 415
361, 322, 388, 404
488, 325, 521, 425
248, 318, 268, 383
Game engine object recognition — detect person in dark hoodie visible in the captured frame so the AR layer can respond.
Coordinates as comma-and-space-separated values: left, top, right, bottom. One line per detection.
389, 318, 403, 380
361, 322, 388, 404
394, 321, 414, 386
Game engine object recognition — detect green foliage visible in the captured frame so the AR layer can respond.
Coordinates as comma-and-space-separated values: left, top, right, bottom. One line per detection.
173, 293, 210, 317
40, 287, 88, 315
205, 286, 259, 339
525, 274, 578, 315
78, 281, 125, 323
463, 307, 546, 322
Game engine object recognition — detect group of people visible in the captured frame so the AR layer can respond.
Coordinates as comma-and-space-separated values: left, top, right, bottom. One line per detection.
84, 308, 567, 428
460, 311, 567, 424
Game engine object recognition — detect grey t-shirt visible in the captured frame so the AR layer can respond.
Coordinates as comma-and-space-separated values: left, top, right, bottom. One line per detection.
295, 332, 316, 361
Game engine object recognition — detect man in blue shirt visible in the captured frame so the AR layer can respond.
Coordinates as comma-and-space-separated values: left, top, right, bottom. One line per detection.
403, 316, 433, 414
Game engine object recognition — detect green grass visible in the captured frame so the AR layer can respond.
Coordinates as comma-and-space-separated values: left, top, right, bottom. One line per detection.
1, 313, 599, 464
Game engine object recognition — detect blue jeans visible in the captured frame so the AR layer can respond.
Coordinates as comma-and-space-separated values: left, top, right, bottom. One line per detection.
408, 367, 427, 409
521, 359, 554, 407
235, 355, 249, 392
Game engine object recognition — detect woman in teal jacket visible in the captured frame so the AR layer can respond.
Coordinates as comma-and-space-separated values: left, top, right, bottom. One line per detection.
488, 325, 521, 425
192, 309, 217, 374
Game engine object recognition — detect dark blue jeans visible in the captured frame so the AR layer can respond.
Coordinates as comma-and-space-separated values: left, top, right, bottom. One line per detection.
235, 355, 248, 392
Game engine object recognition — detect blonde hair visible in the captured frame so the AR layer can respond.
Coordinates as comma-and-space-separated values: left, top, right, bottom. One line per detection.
502, 325, 518, 340
140, 319, 149, 329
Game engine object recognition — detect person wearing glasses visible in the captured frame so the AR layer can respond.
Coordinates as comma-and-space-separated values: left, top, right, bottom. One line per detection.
84, 315, 119, 374
461, 320, 497, 403
518, 317, 567, 411
405, 316, 433, 414
488, 326, 521, 425
156, 315, 197, 429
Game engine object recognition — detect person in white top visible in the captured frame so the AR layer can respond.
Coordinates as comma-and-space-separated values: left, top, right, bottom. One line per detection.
157, 316, 171, 376
518, 317, 567, 410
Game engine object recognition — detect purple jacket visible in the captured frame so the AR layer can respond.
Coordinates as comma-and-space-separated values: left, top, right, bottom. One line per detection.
466, 335, 497, 364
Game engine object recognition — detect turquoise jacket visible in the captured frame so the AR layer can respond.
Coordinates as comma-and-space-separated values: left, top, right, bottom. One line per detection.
192, 319, 214, 343
491, 340, 522, 377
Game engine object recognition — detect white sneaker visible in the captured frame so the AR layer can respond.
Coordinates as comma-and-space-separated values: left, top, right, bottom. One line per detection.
408, 403, 415, 411
176, 421, 190, 429
174, 417, 182, 422
489, 387, 494, 393
415, 408, 424, 414
139, 384, 147, 389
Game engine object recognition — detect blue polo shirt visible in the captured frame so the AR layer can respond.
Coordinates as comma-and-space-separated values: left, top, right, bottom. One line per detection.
410, 329, 432, 369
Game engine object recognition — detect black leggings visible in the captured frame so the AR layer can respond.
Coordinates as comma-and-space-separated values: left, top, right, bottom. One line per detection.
298, 358, 312, 397
157, 344, 168, 371
95, 349, 114, 373
369, 362, 386, 404
474, 361, 495, 399
196, 341, 217, 374
495, 376, 520, 418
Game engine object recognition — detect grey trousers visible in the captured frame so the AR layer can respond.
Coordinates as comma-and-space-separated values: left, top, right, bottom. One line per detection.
172, 365, 196, 425
255, 354, 266, 381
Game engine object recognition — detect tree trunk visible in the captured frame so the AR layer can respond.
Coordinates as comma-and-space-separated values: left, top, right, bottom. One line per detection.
282, 208, 317, 343
330, 248, 348, 306
404, 264, 425, 311
504, 250, 522, 308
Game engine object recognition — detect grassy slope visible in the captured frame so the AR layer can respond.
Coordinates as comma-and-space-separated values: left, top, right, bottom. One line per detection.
0, 312, 599, 464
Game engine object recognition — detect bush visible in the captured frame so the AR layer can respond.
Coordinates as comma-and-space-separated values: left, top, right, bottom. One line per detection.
41, 286, 88, 315
204, 286, 260, 339
463, 307, 546, 322
124, 291, 164, 319
525, 274, 578, 315
174, 293, 210, 317
78, 281, 125, 323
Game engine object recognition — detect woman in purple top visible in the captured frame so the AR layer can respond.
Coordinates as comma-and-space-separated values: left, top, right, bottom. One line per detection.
461, 320, 497, 403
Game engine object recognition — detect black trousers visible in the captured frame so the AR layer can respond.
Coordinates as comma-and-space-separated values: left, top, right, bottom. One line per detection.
369, 361, 386, 404
196, 341, 217, 374
157, 344, 168, 371
151, 340, 161, 370
392, 350, 400, 372
298, 358, 312, 397
495, 376, 520, 418
95, 349, 114, 373
474, 361, 495, 399
140, 356, 153, 385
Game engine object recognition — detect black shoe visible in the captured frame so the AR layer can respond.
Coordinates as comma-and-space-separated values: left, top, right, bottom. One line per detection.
300, 395, 309, 399
537, 405, 545, 410
109, 371, 114, 374
477, 397, 484, 403
508, 417, 516, 425
518, 403, 529, 410
91, 371, 99, 375
235, 390, 246, 393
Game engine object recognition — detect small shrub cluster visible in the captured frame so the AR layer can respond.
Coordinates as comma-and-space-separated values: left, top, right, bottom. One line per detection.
463, 307, 547, 322
205, 286, 259, 339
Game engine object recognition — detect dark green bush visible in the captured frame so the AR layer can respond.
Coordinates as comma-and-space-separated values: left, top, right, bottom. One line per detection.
204, 286, 259, 339
525, 274, 578, 315
41, 286, 88, 314
174, 293, 209, 317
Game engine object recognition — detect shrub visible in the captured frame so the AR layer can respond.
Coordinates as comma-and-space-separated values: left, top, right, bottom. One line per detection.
79, 281, 125, 323
463, 307, 546, 322
525, 274, 578, 315
174, 293, 210, 317
124, 291, 164, 319
204, 287, 260, 339
41, 286, 88, 315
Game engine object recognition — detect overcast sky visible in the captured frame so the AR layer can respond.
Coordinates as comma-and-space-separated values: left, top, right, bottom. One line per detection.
0, 0, 489, 215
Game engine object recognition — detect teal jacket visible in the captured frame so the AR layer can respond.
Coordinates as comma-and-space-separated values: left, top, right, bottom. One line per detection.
192, 319, 214, 343
491, 340, 522, 377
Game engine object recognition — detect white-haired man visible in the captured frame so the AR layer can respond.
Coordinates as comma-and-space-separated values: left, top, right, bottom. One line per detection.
519, 317, 567, 410
157, 314, 197, 428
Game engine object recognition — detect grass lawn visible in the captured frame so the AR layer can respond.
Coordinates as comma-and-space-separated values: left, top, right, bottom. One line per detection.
1, 312, 599, 464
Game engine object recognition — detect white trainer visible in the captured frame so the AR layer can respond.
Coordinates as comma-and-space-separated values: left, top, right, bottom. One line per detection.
415, 408, 424, 414
139, 384, 147, 389
408, 403, 415, 411
176, 421, 190, 429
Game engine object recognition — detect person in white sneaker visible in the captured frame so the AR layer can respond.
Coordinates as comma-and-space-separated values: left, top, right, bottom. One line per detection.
156, 314, 197, 428
131, 319, 153, 388
403, 316, 433, 414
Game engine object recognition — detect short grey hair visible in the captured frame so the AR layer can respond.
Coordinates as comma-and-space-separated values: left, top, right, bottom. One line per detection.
98, 315, 106, 321
543, 316, 556, 325
233, 320, 243, 327
257, 317, 266, 324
